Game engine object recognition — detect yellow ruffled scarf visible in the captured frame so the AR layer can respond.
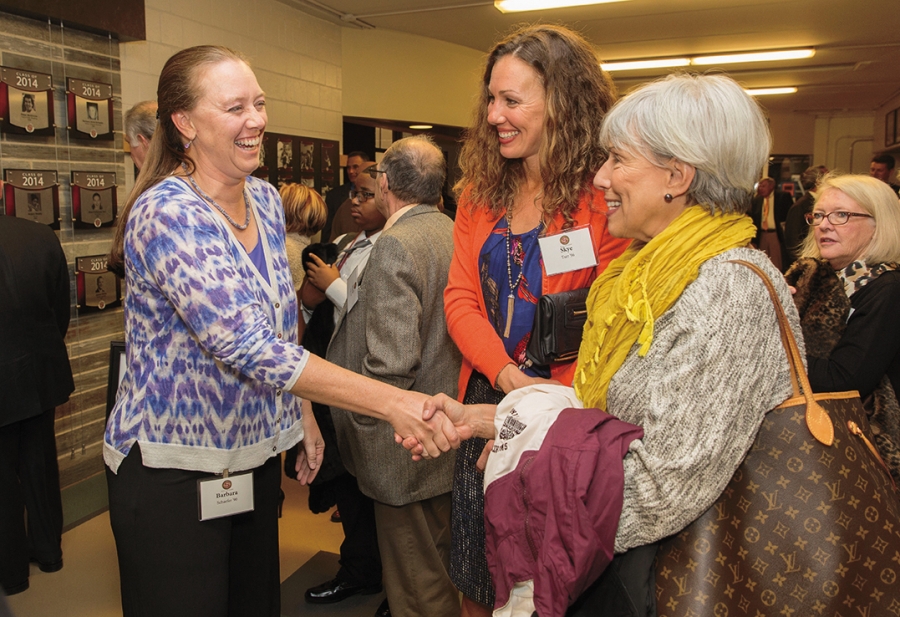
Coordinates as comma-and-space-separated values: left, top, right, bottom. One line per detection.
574, 205, 757, 410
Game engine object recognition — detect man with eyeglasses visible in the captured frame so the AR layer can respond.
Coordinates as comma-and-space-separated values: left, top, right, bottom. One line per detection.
328, 160, 377, 242
327, 136, 462, 617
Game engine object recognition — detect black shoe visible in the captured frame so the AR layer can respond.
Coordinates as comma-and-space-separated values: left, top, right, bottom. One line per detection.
2, 579, 29, 595
30, 556, 63, 573
330, 509, 341, 523
374, 598, 391, 617
304, 577, 382, 604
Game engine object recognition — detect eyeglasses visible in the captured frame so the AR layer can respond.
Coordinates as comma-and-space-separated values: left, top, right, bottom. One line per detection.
349, 189, 376, 203
364, 167, 386, 180
805, 211, 874, 226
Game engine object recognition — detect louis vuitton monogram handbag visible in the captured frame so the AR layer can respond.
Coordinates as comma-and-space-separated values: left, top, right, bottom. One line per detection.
656, 260, 900, 617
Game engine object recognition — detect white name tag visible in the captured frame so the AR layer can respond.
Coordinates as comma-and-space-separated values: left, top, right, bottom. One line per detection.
198, 471, 254, 521
346, 266, 361, 312
538, 226, 597, 276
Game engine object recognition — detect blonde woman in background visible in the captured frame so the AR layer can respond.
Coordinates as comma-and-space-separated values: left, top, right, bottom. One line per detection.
281, 182, 327, 292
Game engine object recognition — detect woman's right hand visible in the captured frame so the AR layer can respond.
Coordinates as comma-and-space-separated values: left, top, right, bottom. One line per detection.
305, 253, 340, 292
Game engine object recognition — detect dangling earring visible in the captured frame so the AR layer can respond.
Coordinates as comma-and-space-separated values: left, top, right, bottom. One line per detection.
664, 193, 673, 203
184, 139, 193, 150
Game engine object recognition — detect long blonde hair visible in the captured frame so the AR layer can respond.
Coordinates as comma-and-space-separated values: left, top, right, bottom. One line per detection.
108, 46, 249, 276
455, 24, 616, 225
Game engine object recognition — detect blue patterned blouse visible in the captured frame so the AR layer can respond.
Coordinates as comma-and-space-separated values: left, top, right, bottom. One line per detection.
479, 218, 549, 378
104, 175, 309, 474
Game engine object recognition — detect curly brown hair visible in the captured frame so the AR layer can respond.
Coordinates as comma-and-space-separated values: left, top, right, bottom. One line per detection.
455, 24, 616, 226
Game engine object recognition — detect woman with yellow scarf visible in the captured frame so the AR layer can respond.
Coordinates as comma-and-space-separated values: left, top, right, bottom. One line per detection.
407, 73, 805, 616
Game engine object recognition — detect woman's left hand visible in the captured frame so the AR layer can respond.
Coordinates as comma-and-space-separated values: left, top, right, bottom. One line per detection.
294, 401, 325, 485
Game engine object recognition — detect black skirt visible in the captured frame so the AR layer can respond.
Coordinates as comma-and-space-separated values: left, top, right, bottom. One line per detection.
449, 371, 505, 606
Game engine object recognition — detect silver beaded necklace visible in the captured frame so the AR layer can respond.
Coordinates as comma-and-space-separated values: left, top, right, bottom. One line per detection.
183, 163, 251, 230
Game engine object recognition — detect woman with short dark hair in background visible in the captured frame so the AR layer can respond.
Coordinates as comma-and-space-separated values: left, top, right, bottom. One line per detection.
444, 24, 629, 617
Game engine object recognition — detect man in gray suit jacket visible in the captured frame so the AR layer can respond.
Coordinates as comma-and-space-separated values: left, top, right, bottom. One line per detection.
328, 136, 462, 617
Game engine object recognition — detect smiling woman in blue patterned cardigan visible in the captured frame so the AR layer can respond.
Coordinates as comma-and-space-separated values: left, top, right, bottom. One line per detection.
105, 45, 459, 617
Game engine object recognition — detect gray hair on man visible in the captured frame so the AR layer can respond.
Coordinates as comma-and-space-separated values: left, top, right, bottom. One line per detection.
599, 73, 771, 215
381, 135, 445, 206
124, 100, 158, 146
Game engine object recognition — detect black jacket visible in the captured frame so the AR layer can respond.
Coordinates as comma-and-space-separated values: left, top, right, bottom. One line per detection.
0, 216, 74, 426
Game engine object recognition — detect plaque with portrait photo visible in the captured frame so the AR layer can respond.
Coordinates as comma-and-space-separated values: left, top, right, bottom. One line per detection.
4, 169, 60, 228
299, 140, 316, 173
67, 78, 113, 140
0, 67, 54, 136
277, 137, 294, 170
72, 172, 117, 228
76, 255, 121, 312
321, 141, 337, 175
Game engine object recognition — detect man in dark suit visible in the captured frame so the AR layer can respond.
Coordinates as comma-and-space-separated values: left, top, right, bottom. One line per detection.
329, 136, 462, 617
0, 215, 74, 595
322, 150, 370, 241
750, 177, 792, 272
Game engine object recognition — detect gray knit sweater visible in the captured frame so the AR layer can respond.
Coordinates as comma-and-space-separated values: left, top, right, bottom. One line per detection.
609, 247, 804, 553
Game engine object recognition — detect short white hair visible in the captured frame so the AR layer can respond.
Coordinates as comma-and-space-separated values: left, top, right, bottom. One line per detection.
599, 73, 771, 215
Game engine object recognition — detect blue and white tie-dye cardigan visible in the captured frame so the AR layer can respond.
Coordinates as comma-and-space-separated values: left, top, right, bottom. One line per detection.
104, 175, 309, 474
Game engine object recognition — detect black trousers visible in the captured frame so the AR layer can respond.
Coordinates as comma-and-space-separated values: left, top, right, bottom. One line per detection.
0, 408, 63, 592
107, 445, 282, 617
332, 472, 382, 587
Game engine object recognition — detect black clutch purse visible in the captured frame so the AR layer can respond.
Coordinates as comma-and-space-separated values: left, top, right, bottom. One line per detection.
524, 288, 589, 367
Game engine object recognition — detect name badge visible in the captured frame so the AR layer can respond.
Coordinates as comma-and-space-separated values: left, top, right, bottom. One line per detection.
346, 266, 361, 312
538, 226, 597, 276
198, 471, 254, 521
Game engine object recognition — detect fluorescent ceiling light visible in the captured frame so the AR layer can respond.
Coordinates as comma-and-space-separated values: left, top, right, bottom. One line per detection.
602, 58, 690, 72
692, 49, 815, 66
494, 0, 630, 13
409, 124, 433, 130
745, 87, 798, 96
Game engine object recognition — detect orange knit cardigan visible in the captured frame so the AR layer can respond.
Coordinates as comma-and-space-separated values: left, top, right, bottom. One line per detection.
444, 187, 630, 399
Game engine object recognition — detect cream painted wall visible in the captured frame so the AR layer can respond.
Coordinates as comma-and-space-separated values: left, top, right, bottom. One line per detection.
118, 0, 343, 142
342, 28, 484, 128
813, 114, 876, 174
767, 111, 815, 157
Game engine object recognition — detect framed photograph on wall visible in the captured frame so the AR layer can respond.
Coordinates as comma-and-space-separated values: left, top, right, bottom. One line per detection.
886, 109, 897, 148
0, 67, 54, 136
106, 340, 126, 419
3, 169, 60, 227
67, 78, 114, 140
75, 254, 122, 312
72, 171, 117, 228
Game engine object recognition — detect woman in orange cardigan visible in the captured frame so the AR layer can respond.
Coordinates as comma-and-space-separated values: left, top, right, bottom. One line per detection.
443, 24, 629, 617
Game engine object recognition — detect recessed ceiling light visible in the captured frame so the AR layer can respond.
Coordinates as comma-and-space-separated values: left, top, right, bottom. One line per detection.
409, 124, 433, 130
602, 58, 690, 72
745, 87, 798, 96
494, 0, 630, 13
692, 49, 815, 66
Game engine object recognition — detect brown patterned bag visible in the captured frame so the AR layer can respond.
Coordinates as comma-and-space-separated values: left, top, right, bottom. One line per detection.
656, 260, 900, 617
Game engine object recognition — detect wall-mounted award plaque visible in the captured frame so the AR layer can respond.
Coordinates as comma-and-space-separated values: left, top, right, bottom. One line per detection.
76, 254, 121, 312
0, 67, 54, 136
67, 78, 113, 140
3, 169, 60, 228
72, 171, 116, 228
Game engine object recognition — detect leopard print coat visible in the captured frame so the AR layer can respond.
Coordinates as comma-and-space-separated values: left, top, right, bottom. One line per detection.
785, 257, 900, 483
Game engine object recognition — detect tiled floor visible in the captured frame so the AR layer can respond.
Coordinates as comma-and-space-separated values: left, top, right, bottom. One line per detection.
6, 477, 345, 617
